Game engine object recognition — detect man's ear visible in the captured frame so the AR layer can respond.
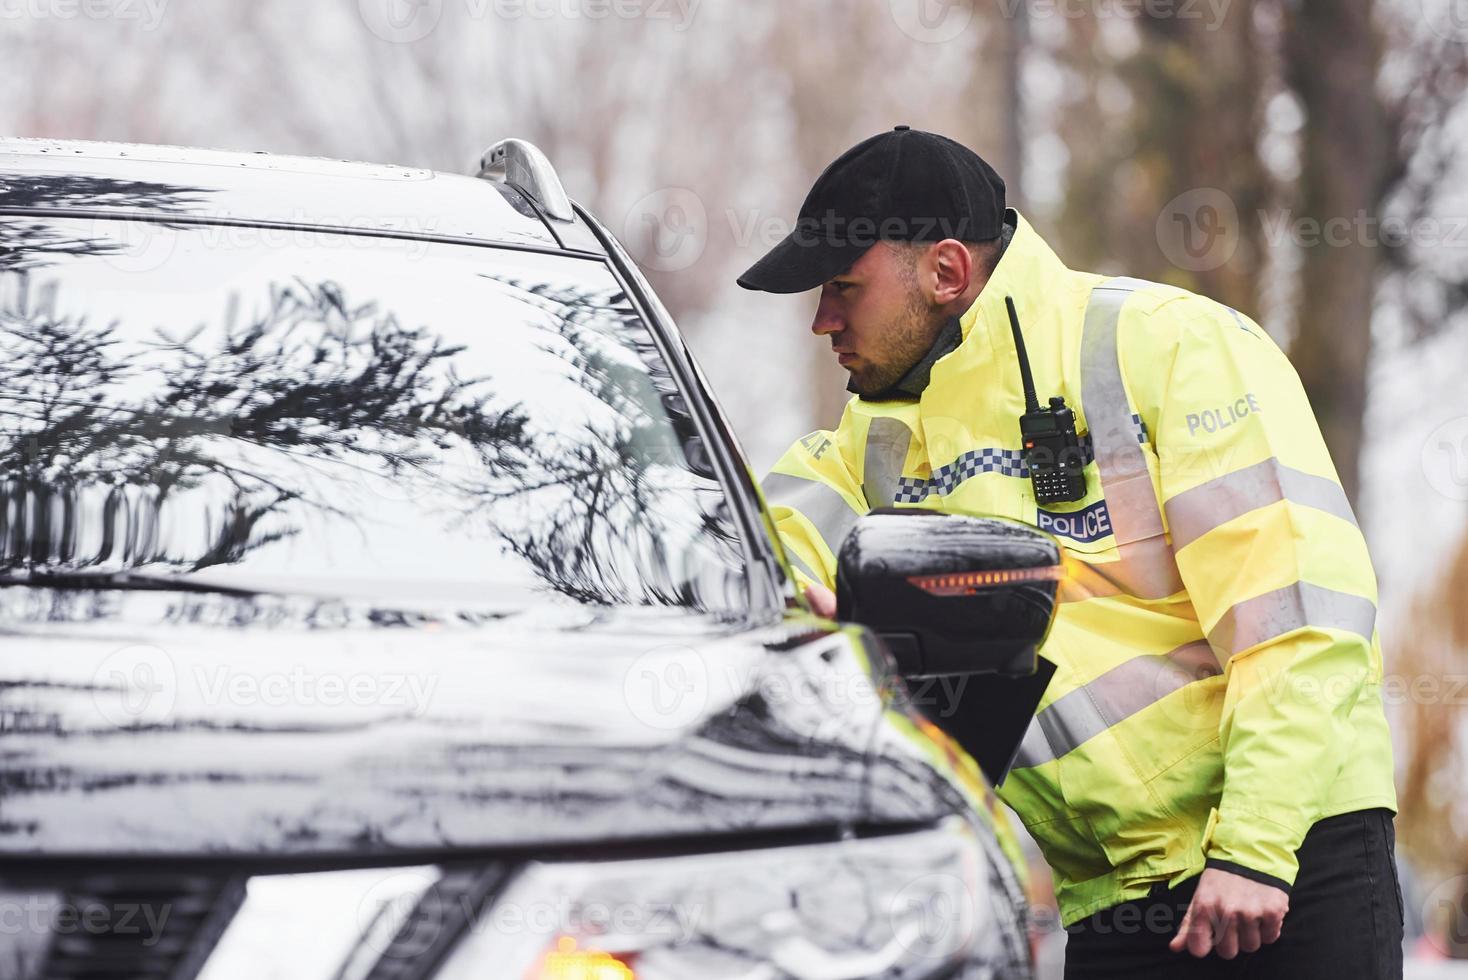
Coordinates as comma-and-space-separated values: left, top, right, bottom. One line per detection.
928, 239, 974, 305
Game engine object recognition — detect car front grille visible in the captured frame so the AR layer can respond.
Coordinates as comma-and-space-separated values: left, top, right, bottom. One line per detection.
28, 874, 245, 980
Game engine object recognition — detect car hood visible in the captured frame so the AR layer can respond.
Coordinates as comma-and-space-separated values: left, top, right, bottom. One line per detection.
0, 590, 903, 857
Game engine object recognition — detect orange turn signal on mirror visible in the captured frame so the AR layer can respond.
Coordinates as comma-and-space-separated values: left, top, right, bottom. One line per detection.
533, 937, 635, 980
907, 564, 1064, 597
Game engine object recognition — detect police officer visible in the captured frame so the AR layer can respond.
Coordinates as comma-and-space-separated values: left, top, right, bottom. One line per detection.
738, 127, 1401, 978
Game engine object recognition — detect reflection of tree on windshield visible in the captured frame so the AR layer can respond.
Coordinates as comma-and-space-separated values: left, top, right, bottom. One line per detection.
0, 261, 743, 611
0, 175, 210, 273
0, 273, 528, 572
460, 277, 741, 608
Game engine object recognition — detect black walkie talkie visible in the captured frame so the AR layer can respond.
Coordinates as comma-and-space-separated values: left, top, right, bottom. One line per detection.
1006, 297, 1087, 504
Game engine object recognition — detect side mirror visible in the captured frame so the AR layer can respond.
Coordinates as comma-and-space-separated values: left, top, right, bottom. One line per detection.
836, 511, 1061, 679
837, 511, 1062, 785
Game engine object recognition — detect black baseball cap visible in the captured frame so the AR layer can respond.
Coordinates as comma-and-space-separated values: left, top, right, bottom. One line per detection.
737, 126, 1006, 294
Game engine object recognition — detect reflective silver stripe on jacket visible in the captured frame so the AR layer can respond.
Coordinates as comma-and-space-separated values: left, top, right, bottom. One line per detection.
782, 546, 825, 586
762, 472, 864, 558
1208, 582, 1376, 658
1164, 458, 1359, 553
766, 418, 910, 580
862, 417, 913, 510
1010, 640, 1219, 770
1065, 277, 1184, 602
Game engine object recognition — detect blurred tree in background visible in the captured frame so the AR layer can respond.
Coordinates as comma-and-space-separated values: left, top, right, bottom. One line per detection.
1399, 541, 1468, 956
1049, 0, 1465, 505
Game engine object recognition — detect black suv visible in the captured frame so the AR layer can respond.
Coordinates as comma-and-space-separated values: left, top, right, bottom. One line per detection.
0, 138, 1056, 979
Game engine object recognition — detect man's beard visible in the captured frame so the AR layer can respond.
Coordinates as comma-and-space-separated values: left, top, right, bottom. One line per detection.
846, 289, 947, 397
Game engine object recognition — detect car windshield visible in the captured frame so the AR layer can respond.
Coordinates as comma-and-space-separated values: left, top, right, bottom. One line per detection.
0, 215, 747, 614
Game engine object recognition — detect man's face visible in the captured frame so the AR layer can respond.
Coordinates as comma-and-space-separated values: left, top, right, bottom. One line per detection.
810, 242, 947, 396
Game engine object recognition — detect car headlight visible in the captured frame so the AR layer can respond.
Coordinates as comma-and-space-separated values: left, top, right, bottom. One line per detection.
432, 817, 1014, 980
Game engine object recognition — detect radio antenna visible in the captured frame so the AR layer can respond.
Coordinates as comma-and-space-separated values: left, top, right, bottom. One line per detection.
1005, 296, 1042, 415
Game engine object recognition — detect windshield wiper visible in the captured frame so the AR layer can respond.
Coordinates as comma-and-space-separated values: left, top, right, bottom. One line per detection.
0, 569, 263, 596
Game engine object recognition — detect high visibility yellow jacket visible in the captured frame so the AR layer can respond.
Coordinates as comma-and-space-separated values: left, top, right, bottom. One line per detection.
763, 211, 1396, 925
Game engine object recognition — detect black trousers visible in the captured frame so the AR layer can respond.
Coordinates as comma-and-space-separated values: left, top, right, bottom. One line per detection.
1063, 808, 1404, 979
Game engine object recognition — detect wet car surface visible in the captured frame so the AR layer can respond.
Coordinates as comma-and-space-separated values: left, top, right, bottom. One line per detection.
0, 138, 1032, 979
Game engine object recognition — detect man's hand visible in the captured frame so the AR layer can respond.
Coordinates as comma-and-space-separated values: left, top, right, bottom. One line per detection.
805, 583, 837, 618
1169, 868, 1288, 959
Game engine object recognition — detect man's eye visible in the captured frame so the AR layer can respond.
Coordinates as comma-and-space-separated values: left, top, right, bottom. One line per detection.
832, 282, 854, 294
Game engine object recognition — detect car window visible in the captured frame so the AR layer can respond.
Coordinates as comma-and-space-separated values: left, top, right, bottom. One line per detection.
0, 216, 747, 613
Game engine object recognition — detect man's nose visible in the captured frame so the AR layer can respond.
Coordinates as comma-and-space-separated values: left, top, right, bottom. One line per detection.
810, 297, 843, 337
